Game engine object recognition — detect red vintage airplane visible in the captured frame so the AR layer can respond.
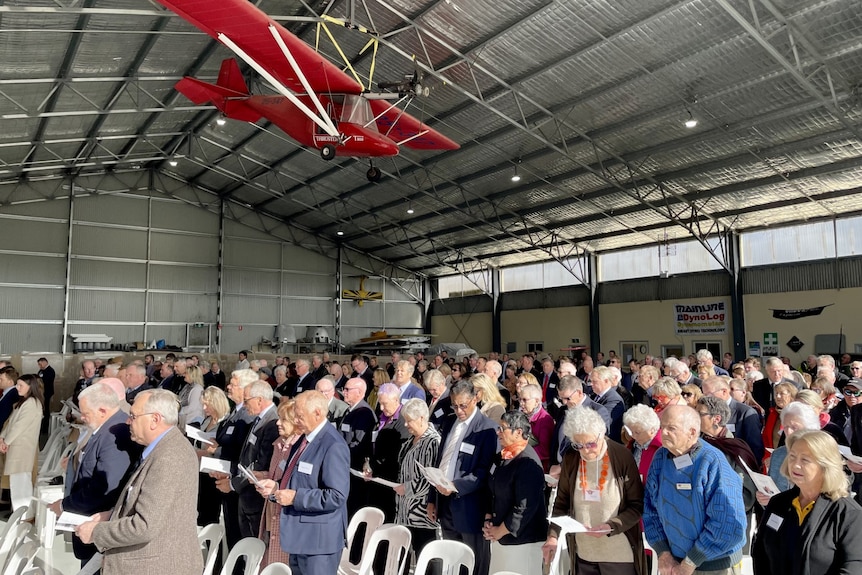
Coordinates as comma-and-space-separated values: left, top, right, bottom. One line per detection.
156, 0, 459, 181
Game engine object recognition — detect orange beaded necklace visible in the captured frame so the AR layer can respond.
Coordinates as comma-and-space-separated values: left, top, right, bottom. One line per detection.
579, 451, 610, 495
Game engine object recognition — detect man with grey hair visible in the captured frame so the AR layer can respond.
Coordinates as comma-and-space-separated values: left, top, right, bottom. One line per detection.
76, 389, 203, 575
123, 363, 152, 403
702, 376, 764, 464
667, 357, 702, 388
73, 360, 98, 405
425, 369, 452, 429
644, 405, 746, 575
329, 362, 348, 391
482, 359, 510, 407
819, 353, 851, 388
590, 366, 625, 442
217, 380, 279, 539
753, 356, 802, 412
316, 376, 348, 426
51, 382, 140, 567
367, 383, 411, 521
696, 349, 729, 377
293, 358, 315, 396
339, 377, 377, 516
311, 354, 328, 381
392, 359, 425, 402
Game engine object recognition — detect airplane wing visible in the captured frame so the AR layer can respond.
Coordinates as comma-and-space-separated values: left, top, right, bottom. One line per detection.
368, 100, 460, 151
156, 0, 362, 95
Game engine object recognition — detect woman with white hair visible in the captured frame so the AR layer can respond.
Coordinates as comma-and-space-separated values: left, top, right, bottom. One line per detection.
543, 406, 647, 575
650, 377, 687, 415
394, 399, 441, 559
622, 404, 662, 482
760, 402, 821, 502
753, 430, 862, 574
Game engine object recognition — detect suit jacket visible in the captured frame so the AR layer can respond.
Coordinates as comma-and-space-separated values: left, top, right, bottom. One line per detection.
38, 365, 56, 399
727, 399, 765, 464
93, 427, 203, 575
125, 383, 152, 404
327, 398, 349, 426
231, 405, 280, 513
279, 421, 351, 556
63, 410, 141, 559
214, 405, 255, 464
428, 392, 453, 431
540, 372, 563, 420
340, 401, 377, 469
429, 410, 498, 533
293, 373, 316, 396
0, 388, 19, 432
595, 388, 626, 442
351, 369, 375, 397
550, 400, 611, 466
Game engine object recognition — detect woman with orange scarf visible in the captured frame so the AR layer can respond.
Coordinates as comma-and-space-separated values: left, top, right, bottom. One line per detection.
483, 410, 548, 575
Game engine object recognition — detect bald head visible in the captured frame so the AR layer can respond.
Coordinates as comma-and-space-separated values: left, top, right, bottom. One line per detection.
99, 377, 127, 402
660, 405, 701, 456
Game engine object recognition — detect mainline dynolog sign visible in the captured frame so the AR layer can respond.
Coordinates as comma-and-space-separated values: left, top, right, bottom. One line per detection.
674, 301, 728, 335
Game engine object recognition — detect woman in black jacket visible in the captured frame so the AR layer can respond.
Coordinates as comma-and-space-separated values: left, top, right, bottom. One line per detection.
753, 430, 862, 575
483, 410, 548, 575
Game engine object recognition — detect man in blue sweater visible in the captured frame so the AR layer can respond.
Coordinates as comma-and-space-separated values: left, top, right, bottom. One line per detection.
644, 405, 747, 575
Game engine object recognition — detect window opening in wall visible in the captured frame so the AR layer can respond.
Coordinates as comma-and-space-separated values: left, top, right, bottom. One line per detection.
527, 341, 544, 354
620, 342, 649, 363
506, 342, 517, 354
662, 345, 684, 359
693, 341, 721, 360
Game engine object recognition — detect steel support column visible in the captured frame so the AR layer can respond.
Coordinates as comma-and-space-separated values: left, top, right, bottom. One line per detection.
491, 268, 502, 355
215, 198, 225, 353
423, 278, 433, 337
335, 245, 343, 352
728, 232, 746, 361
588, 253, 600, 361
60, 176, 75, 354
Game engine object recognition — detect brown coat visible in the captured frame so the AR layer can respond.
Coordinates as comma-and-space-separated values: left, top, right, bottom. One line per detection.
93, 426, 203, 575
548, 439, 647, 575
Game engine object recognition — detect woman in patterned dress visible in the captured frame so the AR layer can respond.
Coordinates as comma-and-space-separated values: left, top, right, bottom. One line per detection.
394, 398, 441, 560
257, 399, 299, 569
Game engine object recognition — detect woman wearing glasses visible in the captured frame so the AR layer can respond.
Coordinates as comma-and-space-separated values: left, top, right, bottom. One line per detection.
543, 406, 647, 575
484, 410, 548, 575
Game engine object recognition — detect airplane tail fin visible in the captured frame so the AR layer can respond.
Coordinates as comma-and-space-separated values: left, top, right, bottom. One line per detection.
175, 58, 260, 123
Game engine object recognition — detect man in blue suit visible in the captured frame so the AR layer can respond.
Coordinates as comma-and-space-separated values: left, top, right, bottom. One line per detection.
49, 382, 140, 565
590, 366, 626, 442
258, 391, 350, 575
427, 379, 498, 575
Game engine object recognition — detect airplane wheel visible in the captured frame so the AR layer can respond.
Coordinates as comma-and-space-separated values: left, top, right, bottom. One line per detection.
320, 144, 336, 161
367, 166, 382, 183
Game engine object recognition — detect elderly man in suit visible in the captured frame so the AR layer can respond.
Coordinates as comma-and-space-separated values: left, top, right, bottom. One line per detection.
427, 379, 498, 575
76, 389, 202, 575
315, 376, 348, 426
216, 380, 279, 538
339, 377, 377, 516
257, 391, 350, 575
426, 369, 452, 430
50, 383, 140, 566
702, 376, 765, 464
589, 366, 626, 442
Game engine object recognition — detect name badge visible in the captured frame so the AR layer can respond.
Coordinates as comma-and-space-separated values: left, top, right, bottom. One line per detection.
434, 408, 444, 418
766, 513, 784, 530
673, 454, 693, 469
226, 426, 234, 436
248, 434, 257, 445
372, 431, 379, 442
460, 442, 475, 455
549, 383, 556, 389
401, 398, 410, 404
584, 489, 601, 502
298, 462, 313, 475
490, 464, 496, 475
341, 423, 351, 432
726, 423, 736, 433
676, 483, 692, 491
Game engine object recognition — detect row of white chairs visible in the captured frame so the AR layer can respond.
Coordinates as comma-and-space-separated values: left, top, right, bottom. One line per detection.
0, 504, 44, 575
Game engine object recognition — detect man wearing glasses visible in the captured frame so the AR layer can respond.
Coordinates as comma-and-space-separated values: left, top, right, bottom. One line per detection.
547, 376, 610, 483
427, 379, 498, 575
76, 389, 204, 575
339, 378, 377, 516
217, 381, 279, 538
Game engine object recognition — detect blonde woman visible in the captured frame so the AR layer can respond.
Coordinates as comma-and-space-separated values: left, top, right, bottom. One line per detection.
179, 365, 205, 426
197, 386, 230, 526
471, 373, 507, 424
369, 368, 388, 411
650, 376, 687, 415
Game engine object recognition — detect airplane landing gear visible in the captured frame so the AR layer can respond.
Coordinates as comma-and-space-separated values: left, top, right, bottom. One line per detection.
320, 144, 336, 160
366, 165, 381, 183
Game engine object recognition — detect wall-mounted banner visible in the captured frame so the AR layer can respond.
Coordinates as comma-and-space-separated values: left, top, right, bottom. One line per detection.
770, 304, 833, 320
674, 301, 728, 335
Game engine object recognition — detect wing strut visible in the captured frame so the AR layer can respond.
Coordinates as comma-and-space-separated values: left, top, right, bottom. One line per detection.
217, 32, 340, 138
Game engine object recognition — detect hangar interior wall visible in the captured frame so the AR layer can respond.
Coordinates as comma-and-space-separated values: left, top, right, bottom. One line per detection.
0, 174, 423, 355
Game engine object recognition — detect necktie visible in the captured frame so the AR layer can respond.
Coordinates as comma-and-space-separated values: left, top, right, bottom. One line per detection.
543, 374, 550, 402
279, 437, 309, 489
439, 422, 466, 481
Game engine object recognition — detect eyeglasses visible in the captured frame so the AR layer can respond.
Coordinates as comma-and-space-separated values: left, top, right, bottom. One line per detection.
571, 434, 601, 450
128, 412, 156, 421
844, 388, 862, 397
496, 425, 510, 433
681, 391, 693, 398
696, 410, 711, 417
452, 399, 476, 411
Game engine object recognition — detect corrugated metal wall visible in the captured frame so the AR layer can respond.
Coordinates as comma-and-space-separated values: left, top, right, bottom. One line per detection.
0, 176, 424, 354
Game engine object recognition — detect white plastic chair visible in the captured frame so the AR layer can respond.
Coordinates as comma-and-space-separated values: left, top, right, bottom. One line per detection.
38, 442, 74, 483
37, 425, 70, 466
642, 533, 658, 575
338, 506, 385, 575
414, 540, 474, 575
217, 537, 265, 575
20, 567, 44, 575
356, 524, 411, 575
199, 522, 225, 575
0, 523, 32, 573
259, 563, 292, 575
492, 572, 523, 575
1, 539, 38, 575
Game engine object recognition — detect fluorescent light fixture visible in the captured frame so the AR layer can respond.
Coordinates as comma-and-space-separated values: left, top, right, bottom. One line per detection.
684, 110, 697, 129
216, 117, 227, 126
169, 159, 178, 167
336, 230, 344, 236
